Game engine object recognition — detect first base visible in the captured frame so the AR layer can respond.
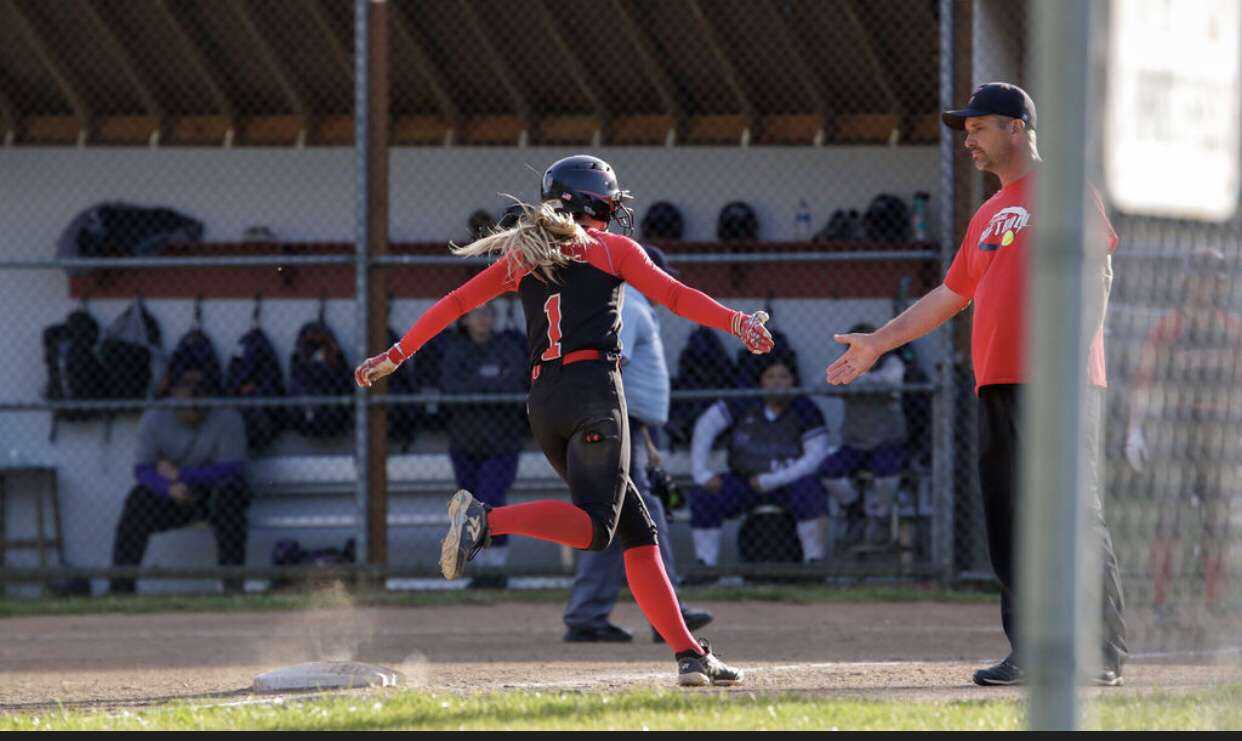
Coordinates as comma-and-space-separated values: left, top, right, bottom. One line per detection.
253, 662, 403, 692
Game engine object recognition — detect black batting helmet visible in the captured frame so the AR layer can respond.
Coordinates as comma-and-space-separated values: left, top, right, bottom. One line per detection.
541, 155, 635, 234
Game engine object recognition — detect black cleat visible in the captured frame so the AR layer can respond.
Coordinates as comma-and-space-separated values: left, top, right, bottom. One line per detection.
676, 639, 743, 687
653, 607, 715, 643
563, 622, 634, 643
973, 655, 1025, 686
440, 490, 491, 581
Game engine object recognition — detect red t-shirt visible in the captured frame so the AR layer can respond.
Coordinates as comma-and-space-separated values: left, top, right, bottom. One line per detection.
944, 171, 1119, 392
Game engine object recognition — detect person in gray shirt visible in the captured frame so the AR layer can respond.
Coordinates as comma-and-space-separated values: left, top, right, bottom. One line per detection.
562, 245, 713, 643
110, 367, 249, 594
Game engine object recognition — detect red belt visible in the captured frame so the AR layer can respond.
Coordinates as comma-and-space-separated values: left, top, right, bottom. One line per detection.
531, 349, 608, 381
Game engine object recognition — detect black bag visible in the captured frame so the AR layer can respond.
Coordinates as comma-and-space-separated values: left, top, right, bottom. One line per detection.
42, 309, 108, 424
98, 300, 163, 402
717, 201, 759, 242
163, 328, 223, 396
226, 326, 287, 452
70, 203, 204, 258
666, 327, 737, 449
641, 201, 685, 240
814, 208, 864, 242
862, 194, 911, 243
738, 503, 804, 564
288, 319, 353, 438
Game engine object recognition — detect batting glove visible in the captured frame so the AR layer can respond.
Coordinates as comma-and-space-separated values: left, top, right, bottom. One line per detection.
732, 310, 774, 354
354, 344, 407, 388
1124, 426, 1148, 473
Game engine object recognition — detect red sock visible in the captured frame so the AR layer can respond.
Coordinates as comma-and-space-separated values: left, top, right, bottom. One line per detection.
488, 500, 594, 549
624, 545, 702, 655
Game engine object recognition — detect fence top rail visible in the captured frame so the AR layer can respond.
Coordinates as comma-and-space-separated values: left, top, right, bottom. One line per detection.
0, 249, 940, 272
0, 383, 939, 413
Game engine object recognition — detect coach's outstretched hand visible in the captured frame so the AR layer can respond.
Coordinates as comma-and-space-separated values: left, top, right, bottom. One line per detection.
354, 345, 405, 388
826, 331, 883, 385
734, 311, 774, 354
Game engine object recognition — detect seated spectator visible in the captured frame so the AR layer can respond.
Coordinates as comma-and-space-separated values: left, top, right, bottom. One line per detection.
110, 367, 249, 594
440, 302, 529, 588
820, 323, 907, 546
688, 352, 831, 571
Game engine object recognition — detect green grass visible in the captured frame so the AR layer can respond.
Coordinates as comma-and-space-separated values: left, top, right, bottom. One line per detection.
3, 685, 1239, 731
0, 582, 996, 620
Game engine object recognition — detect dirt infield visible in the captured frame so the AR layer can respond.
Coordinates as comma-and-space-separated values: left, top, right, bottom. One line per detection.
2, 598, 1238, 711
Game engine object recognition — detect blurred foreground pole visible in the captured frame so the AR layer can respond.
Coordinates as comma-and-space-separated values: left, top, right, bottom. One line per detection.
1023, 0, 1092, 730
355, 0, 391, 567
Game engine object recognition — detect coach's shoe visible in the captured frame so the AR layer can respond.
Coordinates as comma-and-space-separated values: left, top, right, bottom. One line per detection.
564, 622, 634, 643
676, 639, 743, 687
973, 655, 1025, 686
440, 489, 491, 581
1093, 669, 1124, 687
653, 607, 715, 643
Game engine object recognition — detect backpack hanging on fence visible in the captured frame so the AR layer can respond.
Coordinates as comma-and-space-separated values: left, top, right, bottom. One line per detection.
288, 313, 353, 438
226, 319, 287, 453
717, 201, 760, 242
666, 326, 738, 449
42, 307, 109, 432
862, 194, 911, 243
98, 298, 163, 402
164, 325, 223, 397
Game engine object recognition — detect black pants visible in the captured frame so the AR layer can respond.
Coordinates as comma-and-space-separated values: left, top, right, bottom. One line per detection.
527, 359, 658, 552
111, 478, 251, 591
977, 384, 1127, 670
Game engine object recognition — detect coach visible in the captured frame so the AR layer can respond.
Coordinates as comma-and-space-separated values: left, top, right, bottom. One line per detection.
826, 82, 1127, 687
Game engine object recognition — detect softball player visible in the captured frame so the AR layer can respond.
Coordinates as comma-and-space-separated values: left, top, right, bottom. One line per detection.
355, 155, 773, 686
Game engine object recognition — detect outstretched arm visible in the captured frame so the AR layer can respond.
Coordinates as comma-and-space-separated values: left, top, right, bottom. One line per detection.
355, 256, 521, 387
826, 283, 968, 386
603, 235, 774, 354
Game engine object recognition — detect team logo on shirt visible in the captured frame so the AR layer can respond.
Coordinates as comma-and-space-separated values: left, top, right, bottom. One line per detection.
978, 206, 1031, 252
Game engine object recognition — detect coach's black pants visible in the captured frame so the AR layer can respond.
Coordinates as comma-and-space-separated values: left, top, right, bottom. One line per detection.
978, 384, 1127, 671
111, 478, 251, 592
527, 359, 658, 552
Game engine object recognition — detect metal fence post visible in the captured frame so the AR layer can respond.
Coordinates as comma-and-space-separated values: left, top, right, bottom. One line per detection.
353, 0, 371, 566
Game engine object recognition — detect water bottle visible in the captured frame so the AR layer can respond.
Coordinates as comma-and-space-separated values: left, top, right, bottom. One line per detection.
794, 199, 812, 241
911, 191, 930, 241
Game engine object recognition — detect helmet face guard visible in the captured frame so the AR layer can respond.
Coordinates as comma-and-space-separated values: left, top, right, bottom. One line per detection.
541, 155, 636, 235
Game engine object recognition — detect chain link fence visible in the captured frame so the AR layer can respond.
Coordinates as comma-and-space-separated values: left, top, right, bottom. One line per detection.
0, 0, 987, 597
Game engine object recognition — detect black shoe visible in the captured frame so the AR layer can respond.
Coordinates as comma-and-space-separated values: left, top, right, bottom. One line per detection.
1093, 669, 1124, 687
467, 573, 509, 590
440, 490, 491, 580
973, 655, 1024, 686
563, 622, 634, 643
653, 607, 715, 643
676, 639, 743, 687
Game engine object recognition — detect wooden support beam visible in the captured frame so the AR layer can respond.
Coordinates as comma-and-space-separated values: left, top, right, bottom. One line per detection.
455, 0, 532, 129
224, 0, 308, 121
609, 0, 682, 124
841, 0, 901, 113
7, 0, 90, 134
763, 0, 827, 118
307, 0, 353, 87
686, 0, 755, 127
80, 1, 164, 122
390, 3, 460, 131
533, 0, 607, 125
154, 0, 236, 125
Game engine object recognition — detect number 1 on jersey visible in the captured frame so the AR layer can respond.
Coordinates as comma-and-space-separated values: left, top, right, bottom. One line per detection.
541, 293, 563, 361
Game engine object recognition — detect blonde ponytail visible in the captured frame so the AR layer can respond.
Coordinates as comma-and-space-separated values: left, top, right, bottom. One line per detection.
451, 197, 590, 283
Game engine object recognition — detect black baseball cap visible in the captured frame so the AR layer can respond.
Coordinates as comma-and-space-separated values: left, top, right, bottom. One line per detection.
942, 82, 1037, 131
